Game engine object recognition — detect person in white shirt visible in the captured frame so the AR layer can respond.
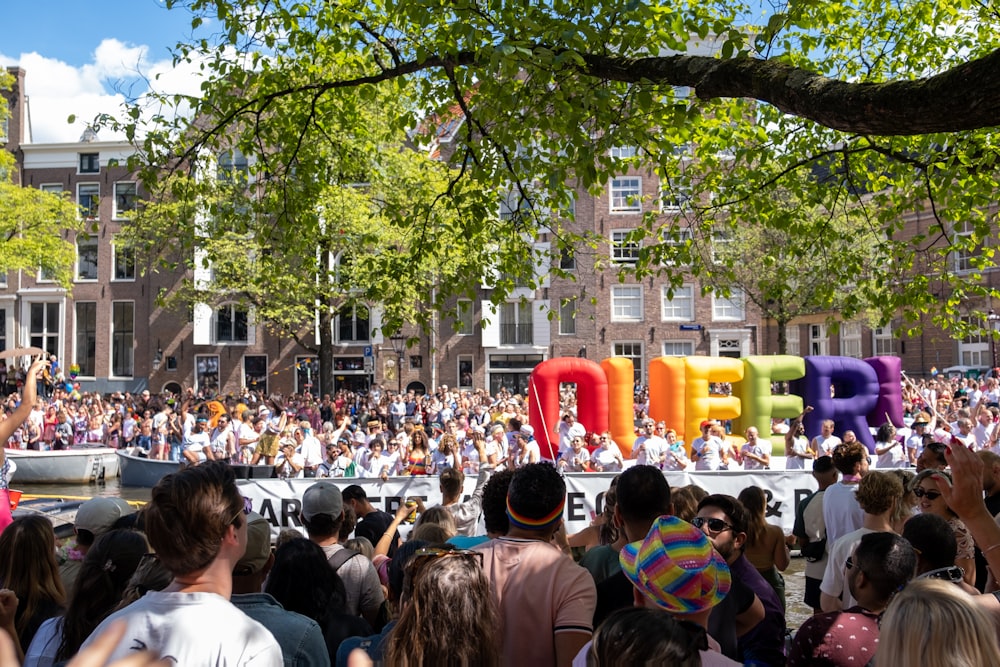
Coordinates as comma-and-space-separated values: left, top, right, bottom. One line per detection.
558, 413, 587, 457
973, 409, 996, 450
558, 436, 591, 472
633, 422, 667, 467
295, 421, 324, 477
810, 420, 842, 458
274, 438, 305, 479
662, 429, 690, 471
874, 422, 907, 468
182, 416, 213, 464
741, 426, 772, 470
785, 407, 815, 470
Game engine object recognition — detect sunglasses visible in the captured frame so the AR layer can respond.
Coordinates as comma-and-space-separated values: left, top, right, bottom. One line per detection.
845, 556, 854, 570
691, 516, 734, 534
913, 487, 941, 500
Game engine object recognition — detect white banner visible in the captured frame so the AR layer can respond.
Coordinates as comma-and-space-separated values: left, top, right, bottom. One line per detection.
239, 469, 818, 539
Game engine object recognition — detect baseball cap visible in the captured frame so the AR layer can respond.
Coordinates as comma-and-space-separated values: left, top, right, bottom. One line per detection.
234, 512, 271, 576
620, 515, 732, 615
700, 420, 712, 429
520, 424, 534, 438
301, 482, 344, 521
75, 497, 136, 536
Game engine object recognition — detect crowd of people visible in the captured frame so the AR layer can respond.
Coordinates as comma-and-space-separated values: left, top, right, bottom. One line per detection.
3, 361, 1000, 664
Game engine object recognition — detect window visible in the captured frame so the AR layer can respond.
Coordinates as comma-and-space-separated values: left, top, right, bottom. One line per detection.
873, 324, 894, 356
195, 355, 220, 394
785, 325, 801, 356
78, 183, 99, 218
559, 246, 576, 271
79, 153, 99, 174
0, 117, 7, 142
660, 181, 692, 211
216, 304, 249, 343
76, 234, 98, 281
959, 316, 989, 366
609, 146, 638, 160
75, 302, 96, 377
112, 240, 136, 281
611, 229, 640, 264
455, 299, 473, 335
559, 297, 577, 335
659, 226, 693, 266
337, 305, 370, 342
244, 355, 268, 394
218, 149, 248, 183
810, 324, 828, 356
458, 355, 473, 389
114, 182, 137, 218
717, 337, 742, 358
0, 308, 6, 354
840, 321, 863, 358
612, 342, 644, 386
611, 286, 643, 322
662, 340, 694, 357
112, 301, 134, 377
712, 288, 745, 321
40, 184, 63, 195
610, 177, 641, 213
661, 285, 694, 321
29, 302, 60, 357
295, 356, 319, 394
953, 220, 982, 273
711, 226, 733, 263
500, 301, 533, 345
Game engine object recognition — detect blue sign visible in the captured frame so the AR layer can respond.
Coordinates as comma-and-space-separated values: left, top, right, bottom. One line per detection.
679, 324, 702, 331
363, 346, 373, 357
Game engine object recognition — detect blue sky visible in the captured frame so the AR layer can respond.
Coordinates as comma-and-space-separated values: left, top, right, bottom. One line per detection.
1, 0, 204, 142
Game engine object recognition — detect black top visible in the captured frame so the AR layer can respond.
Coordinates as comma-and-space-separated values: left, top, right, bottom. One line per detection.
355, 510, 399, 559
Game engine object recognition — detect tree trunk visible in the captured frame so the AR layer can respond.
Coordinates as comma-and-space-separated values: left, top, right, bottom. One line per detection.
318, 303, 335, 397
776, 317, 788, 356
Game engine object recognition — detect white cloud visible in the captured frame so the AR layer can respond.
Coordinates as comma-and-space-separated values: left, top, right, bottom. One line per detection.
1, 38, 209, 144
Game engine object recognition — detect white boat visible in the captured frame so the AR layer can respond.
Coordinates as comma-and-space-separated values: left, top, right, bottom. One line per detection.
117, 450, 275, 487
6, 446, 120, 484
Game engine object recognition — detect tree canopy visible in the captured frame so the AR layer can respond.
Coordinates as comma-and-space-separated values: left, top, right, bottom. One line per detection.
105, 0, 1000, 340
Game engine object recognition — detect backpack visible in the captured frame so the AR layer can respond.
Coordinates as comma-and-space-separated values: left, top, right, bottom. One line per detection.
327, 547, 361, 571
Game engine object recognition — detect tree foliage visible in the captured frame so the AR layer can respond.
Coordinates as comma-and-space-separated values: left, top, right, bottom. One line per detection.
103, 0, 1000, 341
1, 73, 86, 289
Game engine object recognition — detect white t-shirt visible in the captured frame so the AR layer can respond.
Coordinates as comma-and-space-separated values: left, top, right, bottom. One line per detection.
695, 437, 724, 471
634, 435, 667, 467
876, 440, 907, 468
822, 481, 864, 547
786, 436, 810, 470
741, 439, 772, 470
820, 527, 875, 610
812, 434, 842, 457
82, 591, 282, 666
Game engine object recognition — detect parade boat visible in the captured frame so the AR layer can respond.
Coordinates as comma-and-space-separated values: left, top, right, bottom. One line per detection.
117, 449, 275, 487
6, 446, 120, 484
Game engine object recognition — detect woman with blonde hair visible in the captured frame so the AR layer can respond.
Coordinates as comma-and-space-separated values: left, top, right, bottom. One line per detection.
911, 469, 976, 586
738, 485, 790, 610
878, 578, 1000, 667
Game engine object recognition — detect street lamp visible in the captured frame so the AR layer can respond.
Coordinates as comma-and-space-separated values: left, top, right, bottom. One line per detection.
151, 341, 163, 372
989, 310, 1000, 373
389, 334, 406, 393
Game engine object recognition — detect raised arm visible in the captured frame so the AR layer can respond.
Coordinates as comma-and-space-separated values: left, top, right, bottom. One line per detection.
0, 358, 47, 463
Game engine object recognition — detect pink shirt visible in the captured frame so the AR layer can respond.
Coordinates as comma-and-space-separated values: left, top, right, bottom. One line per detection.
474, 537, 596, 667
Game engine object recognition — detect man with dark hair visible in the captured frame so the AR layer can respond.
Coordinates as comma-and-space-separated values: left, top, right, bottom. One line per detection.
474, 463, 595, 667
824, 441, 870, 547
792, 455, 839, 613
301, 482, 385, 626
232, 512, 330, 666
591, 465, 673, 625
82, 462, 282, 664
790, 532, 916, 666
341, 484, 398, 558
697, 494, 784, 666
902, 513, 977, 592
916, 439, 948, 472
449, 467, 515, 549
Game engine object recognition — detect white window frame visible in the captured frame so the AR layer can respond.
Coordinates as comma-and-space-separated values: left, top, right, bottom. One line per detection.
659, 180, 692, 212
953, 220, 979, 274
661, 284, 694, 321
612, 341, 644, 386
611, 285, 644, 322
111, 237, 136, 282
40, 183, 63, 195
195, 354, 221, 395
113, 181, 137, 219
840, 321, 863, 358
75, 234, 98, 282
336, 304, 371, 344
711, 288, 745, 321
959, 316, 989, 366
873, 324, 894, 356
610, 177, 642, 213
77, 182, 100, 219
785, 324, 801, 356
610, 229, 640, 264
810, 323, 829, 356
609, 146, 638, 160
659, 226, 693, 266
662, 340, 695, 357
